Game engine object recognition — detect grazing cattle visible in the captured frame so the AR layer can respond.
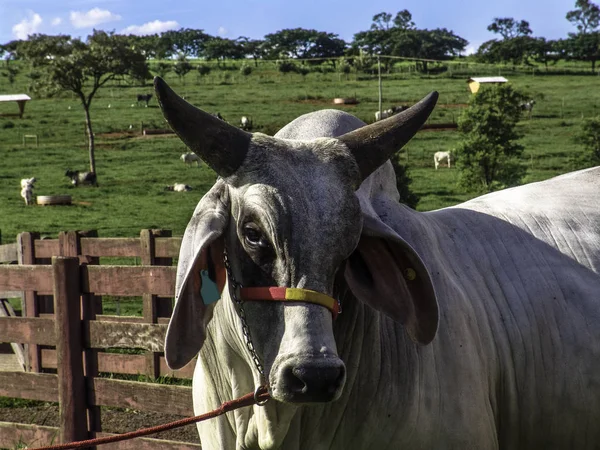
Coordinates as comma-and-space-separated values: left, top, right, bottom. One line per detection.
434, 150, 451, 169
137, 93, 153, 107
520, 99, 536, 119
181, 152, 202, 167
154, 76, 600, 450
20, 177, 36, 205
65, 169, 97, 187
240, 116, 253, 130
374, 105, 407, 121
165, 183, 193, 192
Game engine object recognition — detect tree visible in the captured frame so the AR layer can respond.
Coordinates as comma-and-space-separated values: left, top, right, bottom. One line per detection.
352, 28, 395, 57
0, 40, 24, 64
240, 63, 253, 77
263, 28, 346, 60
371, 12, 393, 30
478, 18, 536, 66
476, 36, 537, 66
151, 62, 172, 79
455, 84, 528, 192
530, 38, 561, 68
487, 18, 532, 39
238, 37, 266, 66
1, 65, 19, 84
173, 53, 192, 84
305, 32, 346, 64
575, 117, 600, 164
352, 11, 466, 71
204, 37, 245, 65
393, 10, 416, 30
162, 28, 211, 57
277, 60, 297, 74
567, 0, 600, 33
400, 28, 467, 72
353, 10, 415, 57
197, 64, 211, 81
566, 0, 600, 71
20, 31, 150, 178
124, 34, 162, 59
564, 32, 600, 71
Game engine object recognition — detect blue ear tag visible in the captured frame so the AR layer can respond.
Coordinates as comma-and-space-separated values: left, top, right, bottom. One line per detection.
200, 270, 220, 305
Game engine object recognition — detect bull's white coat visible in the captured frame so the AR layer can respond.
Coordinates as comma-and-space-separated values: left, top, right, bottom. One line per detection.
166, 106, 600, 449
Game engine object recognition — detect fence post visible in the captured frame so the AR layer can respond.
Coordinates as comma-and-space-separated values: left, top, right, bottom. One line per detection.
59, 230, 102, 437
18, 231, 41, 372
53, 256, 88, 445
59, 230, 102, 314
141, 229, 172, 378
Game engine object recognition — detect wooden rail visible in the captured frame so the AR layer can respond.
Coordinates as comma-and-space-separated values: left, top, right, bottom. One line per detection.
0, 231, 201, 449
0, 230, 183, 377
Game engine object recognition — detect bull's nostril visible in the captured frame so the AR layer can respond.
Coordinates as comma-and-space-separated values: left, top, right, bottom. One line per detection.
287, 367, 308, 394
280, 362, 346, 402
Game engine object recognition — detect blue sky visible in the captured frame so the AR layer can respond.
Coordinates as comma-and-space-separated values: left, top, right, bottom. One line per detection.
1, 0, 577, 55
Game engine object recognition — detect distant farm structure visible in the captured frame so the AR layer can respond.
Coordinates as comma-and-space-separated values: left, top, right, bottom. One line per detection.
0, 94, 31, 118
467, 76, 508, 94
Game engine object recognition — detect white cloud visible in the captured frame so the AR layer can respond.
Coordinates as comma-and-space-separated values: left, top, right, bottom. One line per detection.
69, 7, 121, 28
51, 17, 63, 26
217, 26, 227, 36
12, 12, 43, 40
121, 20, 179, 35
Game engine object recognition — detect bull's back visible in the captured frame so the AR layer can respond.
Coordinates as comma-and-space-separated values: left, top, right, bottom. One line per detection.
439, 167, 600, 447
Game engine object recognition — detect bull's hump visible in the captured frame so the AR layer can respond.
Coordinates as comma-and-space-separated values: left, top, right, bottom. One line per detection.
275, 110, 366, 140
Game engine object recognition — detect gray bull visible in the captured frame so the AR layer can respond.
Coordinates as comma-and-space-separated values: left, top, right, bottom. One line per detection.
154, 76, 600, 450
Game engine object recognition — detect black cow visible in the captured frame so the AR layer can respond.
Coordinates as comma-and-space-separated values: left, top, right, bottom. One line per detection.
65, 169, 98, 187
137, 93, 153, 107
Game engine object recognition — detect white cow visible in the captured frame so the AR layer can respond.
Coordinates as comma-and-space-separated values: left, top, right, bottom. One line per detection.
375, 106, 407, 122
165, 183, 193, 192
20, 177, 36, 205
434, 150, 451, 169
155, 76, 600, 450
240, 116, 253, 131
181, 152, 202, 167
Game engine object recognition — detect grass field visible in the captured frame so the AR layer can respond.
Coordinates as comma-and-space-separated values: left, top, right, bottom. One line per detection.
1, 60, 599, 243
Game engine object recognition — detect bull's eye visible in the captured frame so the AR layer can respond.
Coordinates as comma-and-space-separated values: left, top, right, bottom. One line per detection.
243, 223, 270, 249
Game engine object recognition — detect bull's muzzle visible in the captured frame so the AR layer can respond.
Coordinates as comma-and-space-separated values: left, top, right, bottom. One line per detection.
273, 357, 346, 403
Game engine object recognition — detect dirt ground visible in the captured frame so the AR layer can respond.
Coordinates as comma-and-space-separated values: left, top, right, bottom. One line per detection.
0, 404, 200, 445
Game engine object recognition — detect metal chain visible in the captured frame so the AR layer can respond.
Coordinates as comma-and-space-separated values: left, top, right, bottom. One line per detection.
223, 247, 265, 379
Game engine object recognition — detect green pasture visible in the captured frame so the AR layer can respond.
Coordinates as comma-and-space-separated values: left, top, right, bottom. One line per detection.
0, 61, 599, 243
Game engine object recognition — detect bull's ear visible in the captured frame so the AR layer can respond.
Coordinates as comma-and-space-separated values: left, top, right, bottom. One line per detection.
344, 214, 439, 344
165, 180, 229, 369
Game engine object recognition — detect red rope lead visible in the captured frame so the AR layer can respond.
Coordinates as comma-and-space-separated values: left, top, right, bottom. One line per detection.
31, 386, 270, 450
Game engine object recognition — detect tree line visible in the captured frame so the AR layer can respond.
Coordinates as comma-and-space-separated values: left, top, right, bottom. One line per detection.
2, 0, 599, 189
1, 0, 600, 72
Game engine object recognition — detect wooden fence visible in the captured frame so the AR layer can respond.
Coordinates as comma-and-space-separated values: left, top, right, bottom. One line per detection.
0, 231, 201, 449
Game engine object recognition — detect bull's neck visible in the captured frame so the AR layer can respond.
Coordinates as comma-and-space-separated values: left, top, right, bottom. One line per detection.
326, 288, 421, 443
205, 262, 426, 449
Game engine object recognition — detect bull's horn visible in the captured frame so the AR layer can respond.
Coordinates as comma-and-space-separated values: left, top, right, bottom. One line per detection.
338, 92, 439, 181
154, 77, 251, 177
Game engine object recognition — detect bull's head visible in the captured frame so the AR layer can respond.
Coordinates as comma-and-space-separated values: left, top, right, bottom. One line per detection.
156, 77, 439, 405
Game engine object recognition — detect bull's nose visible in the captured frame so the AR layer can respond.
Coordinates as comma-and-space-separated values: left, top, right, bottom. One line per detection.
281, 362, 346, 402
